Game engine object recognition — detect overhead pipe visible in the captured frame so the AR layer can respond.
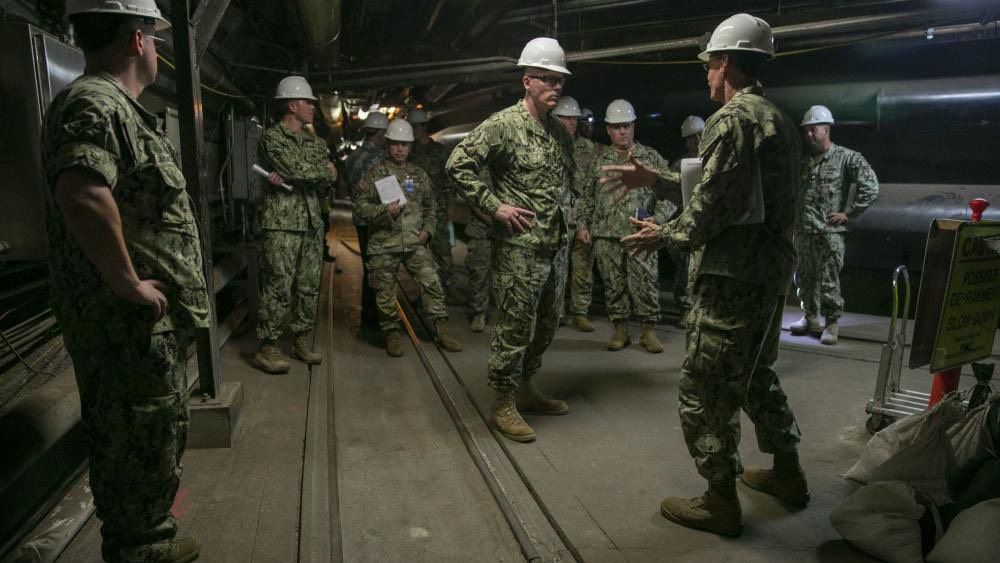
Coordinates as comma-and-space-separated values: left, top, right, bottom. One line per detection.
655, 75, 1000, 132
290, 0, 342, 69
317, 6, 986, 90
450, 0, 523, 49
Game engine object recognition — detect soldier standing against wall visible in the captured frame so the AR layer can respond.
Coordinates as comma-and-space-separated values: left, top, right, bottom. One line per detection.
43, 1, 204, 560
577, 99, 677, 353
552, 95, 602, 332
408, 108, 456, 290
610, 14, 808, 537
447, 37, 576, 443
667, 115, 705, 325
464, 167, 496, 333
345, 112, 388, 335
254, 75, 334, 374
353, 119, 462, 356
790, 105, 879, 345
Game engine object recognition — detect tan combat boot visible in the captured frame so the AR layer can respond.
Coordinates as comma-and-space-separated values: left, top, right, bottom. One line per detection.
435, 319, 463, 352
740, 468, 810, 507
572, 314, 594, 332
291, 332, 322, 365
470, 313, 486, 333
385, 330, 404, 357
640, 322, 663, 353
119, 536, 200, 563
253, 341, 290, 374
660, 483, 743, 537
607, 321, 631, 351
789, 314, 821, 335
820, 319, 839, 345
492, 391, 536, 442
516, 379, 569, 415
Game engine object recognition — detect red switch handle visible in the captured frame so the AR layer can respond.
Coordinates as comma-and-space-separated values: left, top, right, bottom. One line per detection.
970, 198, 989, 222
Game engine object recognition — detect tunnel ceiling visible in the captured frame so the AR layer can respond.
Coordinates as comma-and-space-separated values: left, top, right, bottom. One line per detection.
193, 0, 998, 127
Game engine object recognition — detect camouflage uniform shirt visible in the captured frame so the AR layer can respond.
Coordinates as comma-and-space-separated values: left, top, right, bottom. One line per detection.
578, 142, 677, 238
798, 143, 878, 233
42, 72, 209, 333
257, 122, 333, 232
446, 101, 576, 251
353, 160, 438, 255
411, 138, 453, 214
659, 85, 801, 293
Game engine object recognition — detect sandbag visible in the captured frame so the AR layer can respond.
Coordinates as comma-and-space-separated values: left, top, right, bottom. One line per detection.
947, 400, 991, 468
926, 498, 1000, 563
845, 395, 965, 484
830, 481, 925, 563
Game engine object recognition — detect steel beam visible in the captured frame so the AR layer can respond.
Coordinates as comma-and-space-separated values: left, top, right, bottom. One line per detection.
171, 0, 223, 399
193, 0, 232, 62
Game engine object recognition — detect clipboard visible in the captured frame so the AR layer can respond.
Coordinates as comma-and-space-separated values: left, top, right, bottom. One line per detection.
679, 157, 764, 225
374, 175, 407, 205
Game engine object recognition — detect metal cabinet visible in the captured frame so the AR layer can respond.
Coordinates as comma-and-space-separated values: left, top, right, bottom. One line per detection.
0, 23, 84, 261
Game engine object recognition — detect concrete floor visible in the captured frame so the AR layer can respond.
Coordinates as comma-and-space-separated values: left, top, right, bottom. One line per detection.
53, 215, 994, 563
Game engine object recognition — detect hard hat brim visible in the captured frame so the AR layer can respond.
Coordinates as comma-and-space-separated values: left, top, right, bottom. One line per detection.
800, 120, 834, 126
275, 94, 318, 101
517, 63, 572, 76
697, 47, 775, 62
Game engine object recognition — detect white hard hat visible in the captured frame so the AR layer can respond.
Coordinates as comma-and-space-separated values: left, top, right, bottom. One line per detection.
801, 105, 835, 126
698, 13, 775, 62
604, 99, 637, 124
680, 115, 705, 138
363, 112, 389, 130
385, 119, 414, 142
66, 0, 170, 30
408, 108, 430, 124
274, 76, 317, 101
552, 96, 582, 117
517, 37, 571, 75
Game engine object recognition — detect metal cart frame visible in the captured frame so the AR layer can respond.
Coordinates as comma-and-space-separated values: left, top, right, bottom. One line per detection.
865, 265, 930, 433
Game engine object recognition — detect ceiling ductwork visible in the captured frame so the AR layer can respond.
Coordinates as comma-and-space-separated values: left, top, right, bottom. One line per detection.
290, 0, 342, 69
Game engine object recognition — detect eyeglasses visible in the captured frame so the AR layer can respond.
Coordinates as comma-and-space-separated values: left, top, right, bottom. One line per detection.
141, 29, 166, 45
702, 57, 724, 72
526, 74, 566, 86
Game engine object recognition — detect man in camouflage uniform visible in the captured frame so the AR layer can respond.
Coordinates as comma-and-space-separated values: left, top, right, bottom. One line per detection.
791, 105, 879, 345
613, 14, 807, 537
552, 95, 603, 332
345, 113, 388, 334
464, 168, 496, 333
353, 119, 462, 356
254, 76, 334, 373
667, 115, 706, 325
447, 37, 575, 443
577, 99, 677, 353
408, 108, 455, 290
42, 3, 203, 561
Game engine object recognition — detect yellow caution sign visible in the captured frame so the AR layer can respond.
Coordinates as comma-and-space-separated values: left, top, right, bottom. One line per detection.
931, 221, 1000, 371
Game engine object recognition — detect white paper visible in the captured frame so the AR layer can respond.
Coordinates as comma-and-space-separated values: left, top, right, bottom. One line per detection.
251, 164, 293, 192
679, 157, 764, 225
680, 158, 702, 210
374, 175, 407, 205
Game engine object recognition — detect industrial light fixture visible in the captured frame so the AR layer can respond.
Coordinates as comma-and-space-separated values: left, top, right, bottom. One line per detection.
926, 27, 935, 40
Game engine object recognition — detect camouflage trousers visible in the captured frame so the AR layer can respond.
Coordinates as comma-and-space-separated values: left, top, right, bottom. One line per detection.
431, 212, 453, 288
257, 228, 324, 341
369, 245, 449, 332
568, 236, 595, 316
59, 298, 192, 561
669, 248, 693, 311
794, 232, 846, 320
680, 274, 801, 484
594, 238, 660, 322
489, 241, 568, 392
466, 236, 493, 316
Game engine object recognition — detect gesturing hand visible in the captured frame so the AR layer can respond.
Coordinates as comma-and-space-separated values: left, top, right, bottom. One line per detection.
599, 151, 659, 203
620, 217, 664, 259
387, 200, 402, 217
